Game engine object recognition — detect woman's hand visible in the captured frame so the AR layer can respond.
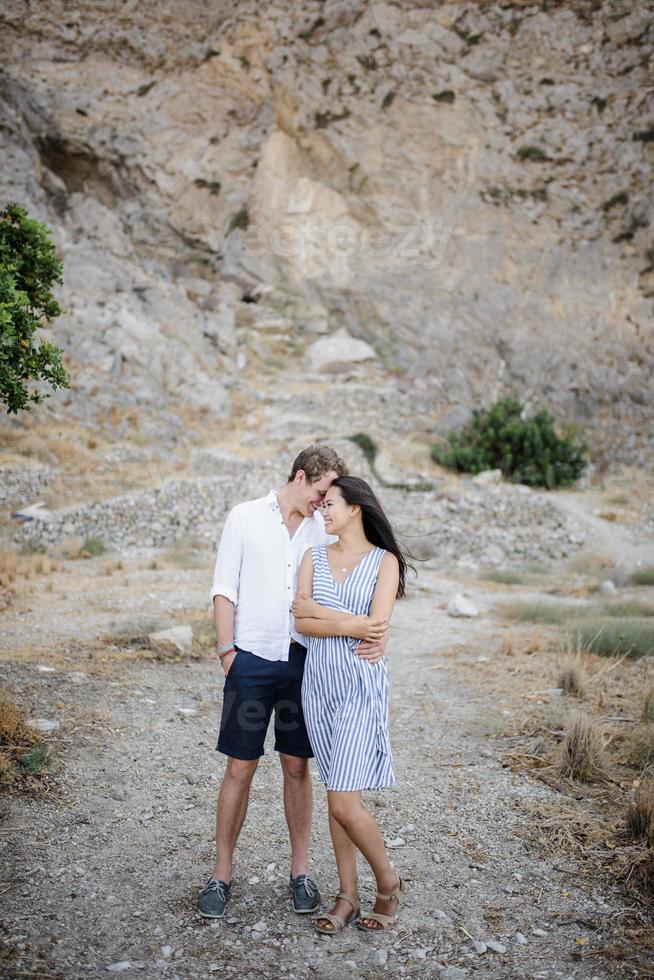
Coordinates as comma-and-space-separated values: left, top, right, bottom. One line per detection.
291, 591, 321, 619
221, 650, 237, 676
350, 616, 388, 642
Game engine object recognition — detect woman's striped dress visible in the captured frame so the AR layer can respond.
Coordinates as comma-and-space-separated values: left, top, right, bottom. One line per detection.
302, 545, 394, 792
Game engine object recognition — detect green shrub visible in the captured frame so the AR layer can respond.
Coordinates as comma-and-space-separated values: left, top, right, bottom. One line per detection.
632, 567, 654, 586
81, 535, 106, 556
431, 396, 587, 488
0, 202, 71, 414
569, 618, 654, 659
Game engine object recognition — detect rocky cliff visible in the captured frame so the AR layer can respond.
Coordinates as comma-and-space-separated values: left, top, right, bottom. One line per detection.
1, 0, 653, 470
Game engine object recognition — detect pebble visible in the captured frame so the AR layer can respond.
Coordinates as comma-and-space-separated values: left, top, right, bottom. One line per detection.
441, 968, 467, 980
66, 671, 89, 684
373, 948, 389, 965
398, 823, 415, 834
473, 941, 487, 954
106, 963, 131, 973
532, 927, 548, 937
486, 940, 507, 953
27, 718, 59, 733
447, 593, 479, 618
386, 837, 405, 848
160, 946, 173, 959
515, 932, 528, 945
600, 579, 617, 595
252, 920, 266, 932
413, 948, 428, 960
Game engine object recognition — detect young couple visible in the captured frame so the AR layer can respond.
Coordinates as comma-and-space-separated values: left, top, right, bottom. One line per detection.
198, 445, 410, 933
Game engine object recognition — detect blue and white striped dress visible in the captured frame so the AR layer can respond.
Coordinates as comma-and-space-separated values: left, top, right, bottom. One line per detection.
302, 545, 394, 792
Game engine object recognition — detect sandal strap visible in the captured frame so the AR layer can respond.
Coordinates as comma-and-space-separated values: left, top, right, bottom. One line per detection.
376, 874, 405, 903
335, 892, 360, 912
358, 910, 396, 929
314, 911, 347, 930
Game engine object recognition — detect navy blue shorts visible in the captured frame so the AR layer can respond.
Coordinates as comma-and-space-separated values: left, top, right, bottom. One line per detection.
216, 641, 313, 760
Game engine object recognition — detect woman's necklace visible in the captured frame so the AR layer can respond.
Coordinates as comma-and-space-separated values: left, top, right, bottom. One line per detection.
335, 548, 373, 573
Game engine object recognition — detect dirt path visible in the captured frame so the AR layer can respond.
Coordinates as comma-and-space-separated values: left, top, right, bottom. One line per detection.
1, 556, 643, 980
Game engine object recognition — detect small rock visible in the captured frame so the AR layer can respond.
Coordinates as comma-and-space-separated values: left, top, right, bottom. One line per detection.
252, 920, 266, 932
515, 932, 527, 945
441, 968, 467, 980
472, 469, 503, 485
532, 927, 548, 937
66, 671, 88, 684
413, 948, 428, 960
373, 949, 388, 966
447, 594, 479, 618
27, 718, 59, 733
248, 876, 260, 884
473, 941, 487, 954
36, 665, 56, 673
148, 625, 193, 656
176, 707, 196, 716
106, 963, 131, 973
486, 940, 507, 953
305, 329, 377, 374
226, 917, 238, 924
386, 837, 405, 848
600, 579, 617, 596
160, 946, 173, 960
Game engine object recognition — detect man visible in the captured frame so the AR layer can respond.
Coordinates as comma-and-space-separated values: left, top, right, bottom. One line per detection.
198, 444, 349, 919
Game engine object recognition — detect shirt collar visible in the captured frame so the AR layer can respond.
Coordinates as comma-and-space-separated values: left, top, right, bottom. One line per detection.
266, 489, 280, 512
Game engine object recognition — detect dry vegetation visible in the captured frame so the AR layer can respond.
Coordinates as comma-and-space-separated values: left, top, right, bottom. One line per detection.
491, 602, 654, 970
0, 697, 53, 788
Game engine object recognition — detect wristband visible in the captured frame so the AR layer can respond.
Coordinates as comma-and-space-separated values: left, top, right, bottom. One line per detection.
218, 647, 235, 661
216, 642, 235, 656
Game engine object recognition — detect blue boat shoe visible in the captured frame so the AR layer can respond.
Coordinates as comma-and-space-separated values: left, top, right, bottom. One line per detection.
198, 878, 231, 918
289, 873, 320, 913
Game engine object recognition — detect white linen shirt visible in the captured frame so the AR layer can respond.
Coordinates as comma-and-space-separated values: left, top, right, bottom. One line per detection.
209, 489, 336, 662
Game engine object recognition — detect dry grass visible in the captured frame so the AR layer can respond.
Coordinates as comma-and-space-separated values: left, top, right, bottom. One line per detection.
0, 697, 51, 787
642, 686, 654, 725
626, 727, 654, 771
626, 777, 654, 839
569, 618, 654, 660
632, 567, 654, 587
558, 656, 586, 698
560, 710, 605, 782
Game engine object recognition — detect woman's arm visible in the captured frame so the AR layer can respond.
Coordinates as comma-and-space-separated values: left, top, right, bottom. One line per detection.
355, 552, 400, 663
295, 615, 388, 640
294, 549, 387, 641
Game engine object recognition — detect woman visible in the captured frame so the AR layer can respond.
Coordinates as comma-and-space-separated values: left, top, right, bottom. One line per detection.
291, 476, 411, 933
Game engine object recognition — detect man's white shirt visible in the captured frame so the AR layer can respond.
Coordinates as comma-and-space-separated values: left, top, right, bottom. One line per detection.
210, 490, 336, 662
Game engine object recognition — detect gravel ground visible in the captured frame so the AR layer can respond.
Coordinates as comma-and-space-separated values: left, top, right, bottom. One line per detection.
0, 562, 642, 980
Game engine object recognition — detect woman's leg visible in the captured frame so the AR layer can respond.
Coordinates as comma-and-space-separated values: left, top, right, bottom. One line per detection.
314, 807, 360, 929
328, 790, 401, 928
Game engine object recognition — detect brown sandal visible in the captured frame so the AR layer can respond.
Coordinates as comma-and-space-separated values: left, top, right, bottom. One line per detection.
312, 892, 360, 935
356, 874, 406, 931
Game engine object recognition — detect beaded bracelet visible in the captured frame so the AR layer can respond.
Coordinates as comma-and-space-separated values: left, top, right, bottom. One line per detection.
216, 642, 235, 656
218, 647, 235, 661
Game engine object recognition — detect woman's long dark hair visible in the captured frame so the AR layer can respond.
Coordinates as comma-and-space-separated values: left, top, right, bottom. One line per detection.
331, 476, 414, 597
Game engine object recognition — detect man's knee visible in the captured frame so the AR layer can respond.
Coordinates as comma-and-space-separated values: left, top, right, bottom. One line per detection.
225, 756, 259, 785
280, 754, 309, 781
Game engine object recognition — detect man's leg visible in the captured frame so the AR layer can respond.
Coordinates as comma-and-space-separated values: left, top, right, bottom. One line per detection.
279, 753, 312, 878
212, 756, 259, 883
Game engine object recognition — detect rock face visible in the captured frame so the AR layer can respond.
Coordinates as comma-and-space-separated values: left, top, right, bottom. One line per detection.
0, 0, 653, 463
